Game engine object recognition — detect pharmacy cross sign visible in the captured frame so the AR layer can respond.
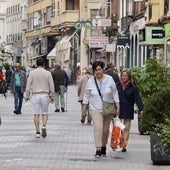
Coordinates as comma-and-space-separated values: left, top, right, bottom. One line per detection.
74, 21, 92, 30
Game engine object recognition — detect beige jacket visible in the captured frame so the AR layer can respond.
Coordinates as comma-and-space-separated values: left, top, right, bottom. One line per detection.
25, 67, 55, 97
78, 74, 93, 101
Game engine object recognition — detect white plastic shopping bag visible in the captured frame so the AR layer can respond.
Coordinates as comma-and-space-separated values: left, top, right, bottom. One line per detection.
111, 117, 125, 152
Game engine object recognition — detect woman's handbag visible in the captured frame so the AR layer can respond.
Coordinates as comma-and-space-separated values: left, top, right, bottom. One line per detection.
94, 77, 116, 116
102, 100, 116, 116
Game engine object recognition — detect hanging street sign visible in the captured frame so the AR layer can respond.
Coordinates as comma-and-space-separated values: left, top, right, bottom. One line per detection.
74, 21, 82, 30
74, 21, 92, 30
89, 36, 109, 48
92, 18, 111, 27
84, 21, 92, 29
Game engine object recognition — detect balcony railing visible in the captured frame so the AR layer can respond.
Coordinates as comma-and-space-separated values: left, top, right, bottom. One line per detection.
51, 10, 79, 29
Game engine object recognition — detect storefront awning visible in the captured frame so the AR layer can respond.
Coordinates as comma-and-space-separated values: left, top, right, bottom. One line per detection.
139, 41, 164, 45
55, 30, 78, 63
30, 54, 47, 60
47, 47, 56, 59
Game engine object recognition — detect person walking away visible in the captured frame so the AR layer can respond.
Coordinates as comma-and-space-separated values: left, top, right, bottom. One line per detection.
82, 61, 120, 158
5, 66, 12, 91
10, 63, 27, 114
0, 69, 3, 85
51, 63, 69, 112
25, 58, 55, 138
78, 66, 93, 125
63, 65, 71, 83
116, 69, 143, 152
2, 66, 6, 80
104, 62, 119, 83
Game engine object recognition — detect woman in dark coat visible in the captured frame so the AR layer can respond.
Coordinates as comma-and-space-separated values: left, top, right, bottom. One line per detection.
116, 69, 144, 152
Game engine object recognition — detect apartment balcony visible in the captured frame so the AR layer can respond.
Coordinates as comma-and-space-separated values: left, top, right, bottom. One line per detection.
51, 10, 79, 30
27, 0, 51, 14
145, 0, 164, 26
25, 26, 52, 39
158, 0, 170, 24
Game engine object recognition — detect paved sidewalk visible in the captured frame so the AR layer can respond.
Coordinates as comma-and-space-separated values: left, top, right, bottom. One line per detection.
0, 85, 168, 170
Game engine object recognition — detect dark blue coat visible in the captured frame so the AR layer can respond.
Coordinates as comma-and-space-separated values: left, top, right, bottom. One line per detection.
116, 82, 144, 119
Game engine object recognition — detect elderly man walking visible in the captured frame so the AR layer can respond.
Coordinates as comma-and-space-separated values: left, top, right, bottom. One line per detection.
25, 58, 55, 138
51, 63, 69, 112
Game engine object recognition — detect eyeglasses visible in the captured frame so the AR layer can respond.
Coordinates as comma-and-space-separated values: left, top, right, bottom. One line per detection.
16, 66, 20, 68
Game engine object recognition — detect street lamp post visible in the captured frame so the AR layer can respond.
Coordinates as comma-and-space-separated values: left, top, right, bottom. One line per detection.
74, 21, 92, 71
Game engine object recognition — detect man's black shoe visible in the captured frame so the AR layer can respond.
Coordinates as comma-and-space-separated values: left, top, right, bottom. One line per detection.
61, 107, 65, 112
14, 110, 19, 114
55, 109, 60, 112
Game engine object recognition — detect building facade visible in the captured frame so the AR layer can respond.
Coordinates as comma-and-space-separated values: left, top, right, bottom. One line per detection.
0, 0, 6, 47
0, 0, 8, 62
4, 0, 169, 71
6, 0, 24, 65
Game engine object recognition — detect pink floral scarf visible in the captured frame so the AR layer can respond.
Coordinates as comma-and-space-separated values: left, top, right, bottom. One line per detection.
120, 79, 130, 91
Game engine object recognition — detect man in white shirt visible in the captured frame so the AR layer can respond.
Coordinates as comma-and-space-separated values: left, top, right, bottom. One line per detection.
25, 58, 55, 138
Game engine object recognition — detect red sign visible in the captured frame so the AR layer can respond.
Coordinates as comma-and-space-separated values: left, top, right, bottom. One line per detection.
89, 36, 109, 48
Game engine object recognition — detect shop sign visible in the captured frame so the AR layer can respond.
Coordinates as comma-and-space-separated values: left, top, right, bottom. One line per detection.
165, 23, 170, 36
117, 36, 130, 46
106, 44, 116, 52
92, 19, 111, 27
74, 21, 92, 29
152, 30, 165, 39
89, 36, 109, 48
139, 29, 145, 42
145, 27, 165, 42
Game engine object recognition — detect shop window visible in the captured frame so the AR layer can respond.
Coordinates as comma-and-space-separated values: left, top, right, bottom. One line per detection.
127, 0, 132, 16
66, 0, 79, 10
51, 0, 55, 15
66, 0, 74, 10
149, 4, 152, 20
46, 6, 51, 25
164, 0, 169, 15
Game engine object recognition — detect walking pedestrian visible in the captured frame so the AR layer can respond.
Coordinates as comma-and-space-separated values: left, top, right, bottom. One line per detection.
5, 66, 12, 90
51, 63, 69, 112
104, 62, 119, 83
25, 58, 55, 138
2, 66, 6, 80
78, 66, 93, 125
82, 61, 120, 158
0, 69, 3, 84
116, 69, 144, 152
10, 63, 27, 114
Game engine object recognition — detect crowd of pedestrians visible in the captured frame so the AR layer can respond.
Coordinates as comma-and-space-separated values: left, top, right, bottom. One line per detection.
0, 58, 143, 159
79, 61, 143, 158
